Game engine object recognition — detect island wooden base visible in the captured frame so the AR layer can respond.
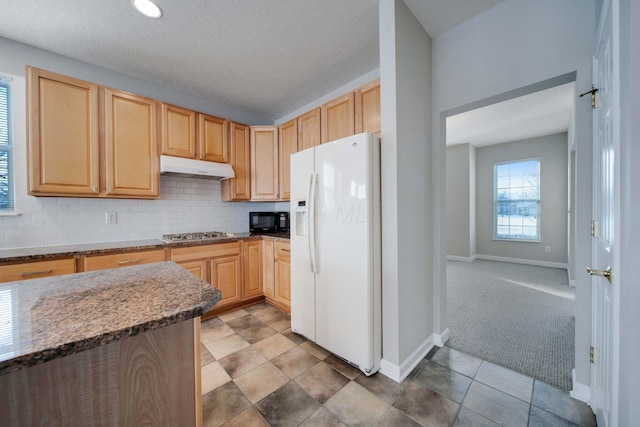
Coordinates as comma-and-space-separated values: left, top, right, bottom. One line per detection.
0, 318, 202, 426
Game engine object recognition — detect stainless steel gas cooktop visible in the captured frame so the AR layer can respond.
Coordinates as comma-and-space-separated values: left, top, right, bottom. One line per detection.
161, 231, 235, 243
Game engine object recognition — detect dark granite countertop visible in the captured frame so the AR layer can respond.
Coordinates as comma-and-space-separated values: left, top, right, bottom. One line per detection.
0, 233, 290, 264
0, 261, 221, 376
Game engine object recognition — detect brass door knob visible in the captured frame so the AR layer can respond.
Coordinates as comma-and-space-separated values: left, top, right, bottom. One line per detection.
587, 266, 612, 284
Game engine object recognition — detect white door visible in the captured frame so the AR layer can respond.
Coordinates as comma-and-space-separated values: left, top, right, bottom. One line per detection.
590, 0, 620, 425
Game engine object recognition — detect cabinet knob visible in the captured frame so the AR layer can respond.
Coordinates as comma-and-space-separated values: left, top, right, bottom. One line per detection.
92, 185, 98, 193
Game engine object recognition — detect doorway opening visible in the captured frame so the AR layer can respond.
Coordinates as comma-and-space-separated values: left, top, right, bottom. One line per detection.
442, 74, 578, 391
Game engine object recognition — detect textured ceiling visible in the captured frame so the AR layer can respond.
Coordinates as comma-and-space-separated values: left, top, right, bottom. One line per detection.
0, 0, 501, 122
446, 83, 575, 147
404, 0, 504, 38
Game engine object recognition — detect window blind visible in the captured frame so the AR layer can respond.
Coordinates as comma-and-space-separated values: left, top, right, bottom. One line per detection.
0, 80, 13, 212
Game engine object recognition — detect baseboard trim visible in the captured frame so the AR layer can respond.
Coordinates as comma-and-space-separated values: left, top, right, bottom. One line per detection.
446, 255, 477, 262
380, 335, 435, 383
570, 368, 591, 404
475, 254, 568, 269
434, 328, 450, 346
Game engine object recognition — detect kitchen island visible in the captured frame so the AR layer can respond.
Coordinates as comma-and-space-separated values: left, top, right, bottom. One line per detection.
0, 261, 221, 426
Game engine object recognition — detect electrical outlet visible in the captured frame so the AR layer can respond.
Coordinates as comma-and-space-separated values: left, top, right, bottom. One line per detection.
545, 245, 551, 253
106, 212, 117, 225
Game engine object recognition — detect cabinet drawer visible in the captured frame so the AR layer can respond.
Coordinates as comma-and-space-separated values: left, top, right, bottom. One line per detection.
170, 242, 241, 263
275, 241, 290, 259
83, 249, 165, 271
0, 258, 76, 283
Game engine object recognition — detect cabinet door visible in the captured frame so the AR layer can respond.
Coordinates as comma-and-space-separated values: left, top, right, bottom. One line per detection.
209, 255, 242, 308
278, 119, 297, 201
222, 122, 251, 201
274, 242, 291, 310
275, 257, 291, 310
297, 108, 321, 151
104, 89, 159, 198
321, 92, 355, 143
27, 67, 100, 196
161, 103, 197, 158
244, 241, 263, 299
0, 258, 76, 283
198, 113, 228, 163
355, 79, 380, 135
178, 259, 207, 281
262, 240, 275, 299
250, 126, 279, 201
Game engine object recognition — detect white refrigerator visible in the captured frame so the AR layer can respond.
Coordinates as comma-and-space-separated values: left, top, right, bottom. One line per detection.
290, 132, 381, 376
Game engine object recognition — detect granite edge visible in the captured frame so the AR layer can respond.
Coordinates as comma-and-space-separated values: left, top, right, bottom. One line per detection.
0, 287, 222, 377
0, 234, 290, 264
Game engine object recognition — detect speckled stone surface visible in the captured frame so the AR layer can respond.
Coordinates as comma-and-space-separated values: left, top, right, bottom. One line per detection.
0, 261, 221, 376
0, 233, 290, 264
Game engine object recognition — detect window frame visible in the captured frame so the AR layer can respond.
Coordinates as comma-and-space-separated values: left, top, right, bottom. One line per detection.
493, 157, 541, 242
0, 77, 15, 215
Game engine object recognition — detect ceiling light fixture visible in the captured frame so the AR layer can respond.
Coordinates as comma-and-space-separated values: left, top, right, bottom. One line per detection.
131, 0, 163, 19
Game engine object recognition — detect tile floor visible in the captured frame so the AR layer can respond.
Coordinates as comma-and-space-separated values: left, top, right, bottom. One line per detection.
200, 303, 596, 427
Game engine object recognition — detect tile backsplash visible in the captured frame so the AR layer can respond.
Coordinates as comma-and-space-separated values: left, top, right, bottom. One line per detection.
0, 175, 284, 249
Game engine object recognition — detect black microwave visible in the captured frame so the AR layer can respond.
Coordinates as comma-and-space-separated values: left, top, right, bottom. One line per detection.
249, 212, 289, 233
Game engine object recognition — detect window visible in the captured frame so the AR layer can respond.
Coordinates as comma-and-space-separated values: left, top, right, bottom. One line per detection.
0, 79, 14, 213
494, 159, 540, 241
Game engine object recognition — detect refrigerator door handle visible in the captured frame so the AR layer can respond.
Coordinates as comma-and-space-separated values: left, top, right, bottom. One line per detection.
308, 172, 318, 273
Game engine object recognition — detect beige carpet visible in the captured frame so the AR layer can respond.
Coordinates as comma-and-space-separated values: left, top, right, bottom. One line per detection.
446, 259, 575, 391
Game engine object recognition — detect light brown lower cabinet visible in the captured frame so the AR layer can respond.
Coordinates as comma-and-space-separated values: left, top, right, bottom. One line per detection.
244, 240, 263, 299
83, 249, 166, 271
273, 241, 291, 312
261, 240, 275, 299
171, 242, 246, 319
209, 255, 242, 308
260, 240, 291, 313
0, 258, 76, 283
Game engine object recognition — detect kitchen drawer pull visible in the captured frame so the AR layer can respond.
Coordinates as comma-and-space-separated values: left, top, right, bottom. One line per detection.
21, 269, 53, 277
118, 259, 140, 265
281, 248, 290, 252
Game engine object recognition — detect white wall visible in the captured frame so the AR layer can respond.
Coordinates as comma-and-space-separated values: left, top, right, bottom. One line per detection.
379, 0, 433, 381
446, 144, 473, 259
0, 39, 278, 249
618, 0, 640, 422
475, 134, 568, 265
432, 0, 595, 391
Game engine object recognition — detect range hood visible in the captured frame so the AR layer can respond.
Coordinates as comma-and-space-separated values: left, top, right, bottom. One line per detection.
160, 155, 235, 180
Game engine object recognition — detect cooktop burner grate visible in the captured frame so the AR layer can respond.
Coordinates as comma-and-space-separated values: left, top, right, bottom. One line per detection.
161, 231, 234, 243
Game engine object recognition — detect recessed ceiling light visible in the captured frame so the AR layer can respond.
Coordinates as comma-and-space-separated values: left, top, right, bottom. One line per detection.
131, 0, 162, 19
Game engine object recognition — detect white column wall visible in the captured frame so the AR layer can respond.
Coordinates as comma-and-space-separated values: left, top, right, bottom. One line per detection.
379, 0, 434, 381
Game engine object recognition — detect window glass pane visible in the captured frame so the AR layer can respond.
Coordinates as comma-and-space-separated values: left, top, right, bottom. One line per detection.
494, 159, 540, 240
0, 80, 13, 212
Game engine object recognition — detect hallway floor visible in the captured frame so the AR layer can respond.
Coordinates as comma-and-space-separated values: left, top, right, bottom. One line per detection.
200, 303, 596, 426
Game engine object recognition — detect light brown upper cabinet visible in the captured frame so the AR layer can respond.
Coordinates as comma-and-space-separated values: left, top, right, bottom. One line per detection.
198, 114, 228, 163
27, 67, 100, 196
104, 89, 159, 198
278, 119, 297, 201
321, 92, 355, 144
222, 122, 251, 201
297, 108, 321, 151
250, 126, 279, 201
27, 67, 159, 199
355, 78, 381, 135
160, 103, 197, 158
